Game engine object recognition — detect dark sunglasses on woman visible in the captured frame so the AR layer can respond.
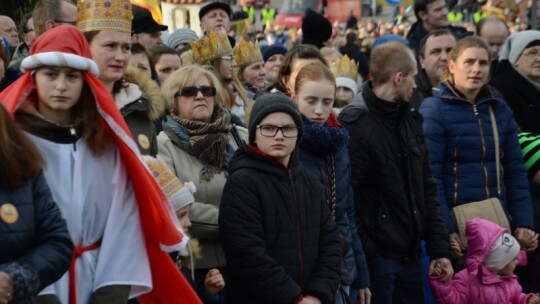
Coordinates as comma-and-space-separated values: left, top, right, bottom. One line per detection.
175, 86, 217, 97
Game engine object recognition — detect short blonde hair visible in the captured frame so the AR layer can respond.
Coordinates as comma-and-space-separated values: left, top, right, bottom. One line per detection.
161, 65, 224, 115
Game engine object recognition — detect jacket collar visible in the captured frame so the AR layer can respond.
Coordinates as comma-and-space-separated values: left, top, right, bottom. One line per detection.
432, 81, 498, 105
362, 81, 409, 121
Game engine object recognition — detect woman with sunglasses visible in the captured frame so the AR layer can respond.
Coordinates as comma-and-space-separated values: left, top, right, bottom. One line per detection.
219, 93, 341, 303
158, 65, 248, 299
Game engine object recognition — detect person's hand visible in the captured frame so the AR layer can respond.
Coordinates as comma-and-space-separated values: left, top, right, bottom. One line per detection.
450, 232, 465, 258
515, 228, 539, 252
299, 295, 321, 304
204, 268, 225, 295
527, 293, 540, 304
358, 288, 371, 304
0, 272, 13, 304
429, 258, 454, 282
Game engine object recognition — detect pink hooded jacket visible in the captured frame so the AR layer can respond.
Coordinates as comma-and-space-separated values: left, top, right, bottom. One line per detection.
429, 217, 534, 304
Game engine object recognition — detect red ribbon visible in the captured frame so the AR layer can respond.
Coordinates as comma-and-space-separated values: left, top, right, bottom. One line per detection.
68, 240, 102, 304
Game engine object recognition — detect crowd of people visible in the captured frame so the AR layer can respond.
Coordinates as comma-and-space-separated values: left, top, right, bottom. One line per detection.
0, 0, 539, 303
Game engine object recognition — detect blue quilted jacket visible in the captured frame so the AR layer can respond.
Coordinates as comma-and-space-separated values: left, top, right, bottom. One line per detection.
419, 82, 533, 233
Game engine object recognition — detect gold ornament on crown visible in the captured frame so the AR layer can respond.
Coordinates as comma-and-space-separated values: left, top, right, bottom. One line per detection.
329, 55, 358, 81
190, 31, 233, 64
77, 0, 132, 34
233, 39, 263, 68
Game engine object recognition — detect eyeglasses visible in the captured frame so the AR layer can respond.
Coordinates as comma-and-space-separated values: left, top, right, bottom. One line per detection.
523, 48, 540, 59
175, 86, 217, 97
257, 125, 299, 138
221, 55, 234, 61
54, 20, 77, 26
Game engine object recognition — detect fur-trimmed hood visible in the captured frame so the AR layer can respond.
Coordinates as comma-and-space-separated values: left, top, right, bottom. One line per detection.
119, 66, 165, 121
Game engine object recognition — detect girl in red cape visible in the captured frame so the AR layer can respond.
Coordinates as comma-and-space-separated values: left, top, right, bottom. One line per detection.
0, 25, 201, 304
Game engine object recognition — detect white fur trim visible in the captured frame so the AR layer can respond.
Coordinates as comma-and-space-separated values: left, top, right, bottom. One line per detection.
21, 52, 100, 76
336, 77, 358, 95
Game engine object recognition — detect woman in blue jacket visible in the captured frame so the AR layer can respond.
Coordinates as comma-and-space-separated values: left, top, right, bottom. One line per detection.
0, 104, 73, 303
419, 36, 538, 258
291, 61, 371, 303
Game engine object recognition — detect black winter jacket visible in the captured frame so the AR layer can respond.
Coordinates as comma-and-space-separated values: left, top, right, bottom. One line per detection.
0, 173, 73, 303
219, 144, 341, 304
338, 81, 451, 262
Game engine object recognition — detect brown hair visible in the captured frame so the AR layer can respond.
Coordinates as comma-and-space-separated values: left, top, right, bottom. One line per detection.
294, 61, 336, 96
83, 30, 128, 95
273, 44, 327, 93
0, 105, 44, 187
441, 36, 490, 84
0, 42, 8, 72
370, 41, 416, 87
71, 81, 108, 155
208, 57, 249, 109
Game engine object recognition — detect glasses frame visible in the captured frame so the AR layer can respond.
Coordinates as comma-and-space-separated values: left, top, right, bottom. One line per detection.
54, 20, 77, 26
256, 125, 299, 138
523, 48, 540, 60
175, 86, 217, 98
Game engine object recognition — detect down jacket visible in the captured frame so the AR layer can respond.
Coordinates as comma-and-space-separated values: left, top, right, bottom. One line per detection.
297, 114, 370, 289
419, 82, 533, 234
0, 173, 73, 303
429, 217, 535, 304
219, 144, 341, 304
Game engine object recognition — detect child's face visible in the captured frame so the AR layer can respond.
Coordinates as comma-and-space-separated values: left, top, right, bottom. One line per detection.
176, 204, 192, 232
496, 256, 518, 276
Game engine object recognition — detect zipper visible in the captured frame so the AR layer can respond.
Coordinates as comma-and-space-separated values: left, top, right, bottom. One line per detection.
472, 104, 490, 198
289, 169, 304, 284
453, 147, 458, 207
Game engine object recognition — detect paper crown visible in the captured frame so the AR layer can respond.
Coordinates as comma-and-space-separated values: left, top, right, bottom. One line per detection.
329, 55, 358, 80
77, 0, 132, 33
190, 31, 232, 64
233, 39, 263, 68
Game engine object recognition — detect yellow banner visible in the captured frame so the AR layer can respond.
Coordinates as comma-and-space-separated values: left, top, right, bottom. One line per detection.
132, 0, 163, 24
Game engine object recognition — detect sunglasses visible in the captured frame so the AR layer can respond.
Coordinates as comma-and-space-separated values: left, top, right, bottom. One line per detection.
175, 86, 217, 97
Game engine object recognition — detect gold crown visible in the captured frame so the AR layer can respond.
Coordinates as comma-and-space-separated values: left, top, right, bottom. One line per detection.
233, 39, 263, 68
77, 0, 132, 33
329, 55, 358, 80
190, 31, 232, 64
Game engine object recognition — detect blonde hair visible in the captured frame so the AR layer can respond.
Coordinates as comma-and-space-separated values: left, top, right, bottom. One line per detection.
441, 36, 490, 84
161, 65, 224, 115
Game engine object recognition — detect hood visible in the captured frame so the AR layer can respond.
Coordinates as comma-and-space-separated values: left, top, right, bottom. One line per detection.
9, 43, 29, 67
432, 81, 500, 104
121, 65, 165, 121
465, 217, 507, 275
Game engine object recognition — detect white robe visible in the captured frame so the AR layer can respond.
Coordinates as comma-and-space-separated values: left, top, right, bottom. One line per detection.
30, 134, 152, 303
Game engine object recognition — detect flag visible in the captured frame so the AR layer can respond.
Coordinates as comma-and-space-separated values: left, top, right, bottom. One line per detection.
132, 0, 164, 24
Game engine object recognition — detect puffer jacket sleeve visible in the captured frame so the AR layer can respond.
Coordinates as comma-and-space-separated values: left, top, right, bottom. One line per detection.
0, 172, 73, 301
303, 184, 341, 303
429, 270, 470, 304
500, 105, 533, 229
419, 97, 456, 233
219, 173, 303, 303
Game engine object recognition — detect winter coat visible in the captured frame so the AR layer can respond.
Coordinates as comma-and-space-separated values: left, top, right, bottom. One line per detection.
490, 59, 540, 133
419, 82, 533, 234
0, 173, 73, 303
338, 81, 451, 262
410, 67, 433, 110
429, 218, 536, 304
115, 66, 165, 156
157, 120, 247, 269
219, 144, 341, 304
297, 114, 370, 289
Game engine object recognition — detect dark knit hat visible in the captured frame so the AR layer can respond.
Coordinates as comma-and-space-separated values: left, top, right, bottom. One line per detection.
301, 9, 332, 49
518, 132, 540, 178
248, 93, 304, 145
199, 1, 232, 21
261, 44, 288, 62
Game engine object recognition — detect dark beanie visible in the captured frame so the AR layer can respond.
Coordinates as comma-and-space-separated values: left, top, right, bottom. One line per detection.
248, 93, 304, 145
261, 44, 288, 62
301, 9, 332, 49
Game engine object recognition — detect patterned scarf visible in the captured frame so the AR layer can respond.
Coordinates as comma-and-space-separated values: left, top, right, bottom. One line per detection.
300, 112, 349, 156
163, 108, 233, 181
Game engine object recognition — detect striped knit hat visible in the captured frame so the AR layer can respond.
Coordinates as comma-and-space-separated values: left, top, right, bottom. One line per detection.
518, 132, 540, 178
21, 25, 99, 76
